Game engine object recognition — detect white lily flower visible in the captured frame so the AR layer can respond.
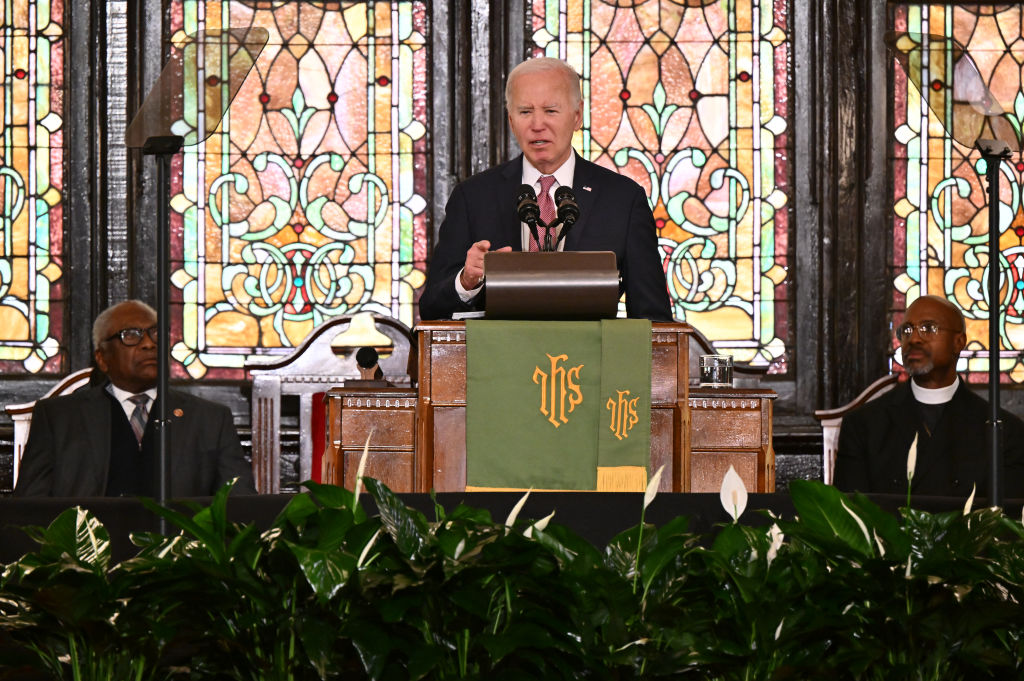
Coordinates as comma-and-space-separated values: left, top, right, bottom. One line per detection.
963, 483, 976, 516
524, 510, 556, 539
766, 524, 784, 567
906, 433, 918, 481
505, 489, 532, 528
873, 529, 886, 558
644, 465, 665, 510
719, 465, 748, 522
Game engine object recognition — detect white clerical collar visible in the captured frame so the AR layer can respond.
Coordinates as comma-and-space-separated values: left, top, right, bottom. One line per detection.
107, 382, 158, 405
522, 153, 576, 191
910, 377, 959, 405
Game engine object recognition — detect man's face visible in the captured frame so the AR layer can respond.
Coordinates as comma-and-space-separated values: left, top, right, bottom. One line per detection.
507, 68, 583, 175
94, 305, 158, 393
900, 297, 966, 388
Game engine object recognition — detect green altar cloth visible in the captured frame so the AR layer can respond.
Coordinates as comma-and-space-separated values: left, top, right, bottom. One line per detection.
466, 320, 651, 491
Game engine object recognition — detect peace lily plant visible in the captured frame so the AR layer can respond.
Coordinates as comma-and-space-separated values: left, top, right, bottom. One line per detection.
3, 443, 1024, 680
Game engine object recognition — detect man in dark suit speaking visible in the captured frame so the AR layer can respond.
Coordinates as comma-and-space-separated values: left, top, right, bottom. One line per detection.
15, 300, 256, 497
833, 295, 1024, 497
419, 57, 672, 321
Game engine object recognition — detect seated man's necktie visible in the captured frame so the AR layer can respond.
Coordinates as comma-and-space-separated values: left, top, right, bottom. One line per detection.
128, 394, 150, 444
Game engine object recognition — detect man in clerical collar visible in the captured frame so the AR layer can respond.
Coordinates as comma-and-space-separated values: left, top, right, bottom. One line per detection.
418, 57, 671, 321
834, 294, 1024, 498
15, 300, 256, 497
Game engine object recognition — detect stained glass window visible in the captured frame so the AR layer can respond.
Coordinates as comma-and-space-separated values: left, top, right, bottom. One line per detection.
529, 0, 791, 369
892, 5, 1024, 382
168, 1, 429, 379
0, 1, 65, 374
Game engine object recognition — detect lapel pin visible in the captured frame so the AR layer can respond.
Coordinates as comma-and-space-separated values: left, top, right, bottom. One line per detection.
174, 408, 184, 418
583, 186, 592, 192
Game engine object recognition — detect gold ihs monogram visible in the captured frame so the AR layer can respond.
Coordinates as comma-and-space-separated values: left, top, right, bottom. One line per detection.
532, 353, 584, 427
606, 389, 639, 440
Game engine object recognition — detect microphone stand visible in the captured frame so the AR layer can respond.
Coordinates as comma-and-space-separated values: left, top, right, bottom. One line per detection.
143, 135, 183, 535
978, 139, 1012, 508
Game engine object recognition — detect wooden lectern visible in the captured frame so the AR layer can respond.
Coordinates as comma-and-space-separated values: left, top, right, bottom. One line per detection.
323, 321, 775, 493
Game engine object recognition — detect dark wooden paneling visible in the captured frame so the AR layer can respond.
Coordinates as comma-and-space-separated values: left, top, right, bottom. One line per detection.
691, 451, 759, 493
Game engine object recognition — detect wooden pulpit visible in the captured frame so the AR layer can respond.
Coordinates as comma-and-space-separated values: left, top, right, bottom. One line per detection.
415, 321, 689, 492
323, 321, 776, 493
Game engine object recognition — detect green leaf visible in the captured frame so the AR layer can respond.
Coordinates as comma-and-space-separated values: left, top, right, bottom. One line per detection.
788, 479, 873, 557
349, 622, 396, 679
845, 492, 911, 559
407, 643, 445, 680
364, 477, 426, 557
710, 522, 752, 561
640, 516, 696, 595
529, 526, 578, 566
429, 488, 447, 522
315, 508, 356, 551
480, 620, 563, 662
275, 491, 321, 528
295, 614, 340, 679
285, 541, 355, 599
139, 496, 226, 563
45, 507, 112, 572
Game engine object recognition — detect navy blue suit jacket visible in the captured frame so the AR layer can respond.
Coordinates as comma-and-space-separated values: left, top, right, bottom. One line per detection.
419, 154, 672, 321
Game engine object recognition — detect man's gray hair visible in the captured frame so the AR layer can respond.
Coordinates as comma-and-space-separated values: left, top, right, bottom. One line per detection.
92, 300, 157, 348
505, 57, 582, 109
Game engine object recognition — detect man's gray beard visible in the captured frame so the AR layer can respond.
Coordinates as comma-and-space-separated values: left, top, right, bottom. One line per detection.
905, 360, 934, 377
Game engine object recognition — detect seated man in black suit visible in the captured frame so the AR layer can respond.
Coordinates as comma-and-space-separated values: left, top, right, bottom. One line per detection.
419, 57, 672, 321
15, 300, 257, 497
833, 295, 1024, 497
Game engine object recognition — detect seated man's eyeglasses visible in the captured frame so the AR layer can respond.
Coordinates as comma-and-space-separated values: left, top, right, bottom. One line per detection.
105, 326, 158, 346
896, 321, 958, 341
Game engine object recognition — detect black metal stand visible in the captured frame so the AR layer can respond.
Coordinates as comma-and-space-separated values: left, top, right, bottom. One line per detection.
978, 139, 1012, 508
142, 136, 183, 531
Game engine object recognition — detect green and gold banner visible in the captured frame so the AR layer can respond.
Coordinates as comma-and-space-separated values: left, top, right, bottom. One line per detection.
598, 319, 652, 490
465, 320, 651, 491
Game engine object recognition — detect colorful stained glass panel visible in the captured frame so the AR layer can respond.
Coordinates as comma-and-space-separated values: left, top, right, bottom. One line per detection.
892, 5, 1024, 383
530, 0, 791, 369
168, 1, 428, 379
0, 1, 65, 374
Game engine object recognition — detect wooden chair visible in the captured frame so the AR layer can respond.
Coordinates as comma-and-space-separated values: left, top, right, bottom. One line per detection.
246, 312, 415, 494
813, 374, 900, 484
5, 368, 95, 490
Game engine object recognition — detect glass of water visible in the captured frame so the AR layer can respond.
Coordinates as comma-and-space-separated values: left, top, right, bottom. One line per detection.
699, 354, 733, 388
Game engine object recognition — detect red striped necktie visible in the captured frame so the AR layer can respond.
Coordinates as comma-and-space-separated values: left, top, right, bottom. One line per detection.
528, 175, 558, 251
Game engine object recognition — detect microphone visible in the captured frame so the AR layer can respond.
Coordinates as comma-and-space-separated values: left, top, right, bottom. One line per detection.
553, 186, 580, 245
516, 184, 543, 244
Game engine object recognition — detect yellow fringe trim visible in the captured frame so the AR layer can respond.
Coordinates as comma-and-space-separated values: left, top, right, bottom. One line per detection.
596, 466, 648, 492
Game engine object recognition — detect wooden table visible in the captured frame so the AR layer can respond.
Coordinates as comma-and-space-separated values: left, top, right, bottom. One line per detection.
688, 387, 775, 492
